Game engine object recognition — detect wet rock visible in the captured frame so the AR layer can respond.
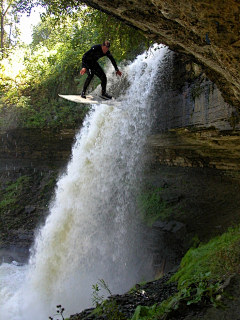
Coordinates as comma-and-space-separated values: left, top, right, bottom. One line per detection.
24, 206, 36, 215
70, 268, 179, 319
153, 220, 186, 234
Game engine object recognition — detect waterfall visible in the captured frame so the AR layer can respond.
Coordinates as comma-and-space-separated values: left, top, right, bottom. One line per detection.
0, 44, 169, 320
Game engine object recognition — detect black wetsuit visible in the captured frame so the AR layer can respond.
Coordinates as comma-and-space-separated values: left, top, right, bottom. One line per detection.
82, 44, 119, 94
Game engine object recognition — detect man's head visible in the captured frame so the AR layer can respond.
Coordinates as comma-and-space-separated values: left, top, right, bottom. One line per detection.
103, 41, 110, 48
102, 41, 110, 53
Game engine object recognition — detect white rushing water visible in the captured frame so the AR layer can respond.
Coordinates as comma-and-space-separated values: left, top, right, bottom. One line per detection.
0, 45, 169, 320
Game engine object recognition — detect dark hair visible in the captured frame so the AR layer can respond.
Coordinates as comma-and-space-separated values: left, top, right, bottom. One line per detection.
103, 41, 110, 48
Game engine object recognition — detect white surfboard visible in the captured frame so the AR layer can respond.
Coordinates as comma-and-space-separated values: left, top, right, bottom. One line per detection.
58, 94, 121, 105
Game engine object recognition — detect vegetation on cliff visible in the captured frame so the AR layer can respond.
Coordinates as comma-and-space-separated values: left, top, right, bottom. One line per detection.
70, 225, 240, 319
138, 185, 173, 225
0, 169, 58, 251
133, 225, 240, 319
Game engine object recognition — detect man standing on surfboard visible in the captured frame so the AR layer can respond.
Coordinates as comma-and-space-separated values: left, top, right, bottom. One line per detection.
80, 41, 122, 100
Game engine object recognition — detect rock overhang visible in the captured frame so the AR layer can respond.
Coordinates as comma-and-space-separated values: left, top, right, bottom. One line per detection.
82, 0, 240, 109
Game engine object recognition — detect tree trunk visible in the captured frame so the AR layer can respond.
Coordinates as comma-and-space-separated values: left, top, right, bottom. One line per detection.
0, 0, 4, 54
0, 0, 13, 55
1, 13, 4, 51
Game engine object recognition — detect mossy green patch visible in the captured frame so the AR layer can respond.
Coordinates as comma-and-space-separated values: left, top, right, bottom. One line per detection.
0, 175, 30, 210
40, 176, 57, 197
171, 226, 240, 288
0, 170, 58, 236
138, 186, 173, 225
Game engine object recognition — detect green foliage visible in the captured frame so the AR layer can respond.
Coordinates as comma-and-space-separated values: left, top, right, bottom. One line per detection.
0, 6, 149, 129
171, 226, 240, 287
0, 198, 16, 208
131, 305, 158, 320
91, 279, 126, 320
38, 0, 80, 17
39, 176, 56, 196
91, 279, 111, 307
130, 226, 240, 319
0, 175, 30, 209
154, 226, 240, 318
0, 0, 36, 56
183, 277, 222, 307
190, 234, 201, 248
84, 9, 150, 61
93, 300, 126, 320
130, 277, 223, 320
138, 186, 172, 225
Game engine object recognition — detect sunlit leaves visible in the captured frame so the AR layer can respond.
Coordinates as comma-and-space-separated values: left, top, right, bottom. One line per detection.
0, 0, 37, 53
0, 46, 30, 100
0, 5, 150, 129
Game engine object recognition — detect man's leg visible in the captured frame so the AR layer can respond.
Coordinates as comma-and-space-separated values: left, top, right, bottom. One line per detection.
81, 69, 94, 98
94, 63, 111, 99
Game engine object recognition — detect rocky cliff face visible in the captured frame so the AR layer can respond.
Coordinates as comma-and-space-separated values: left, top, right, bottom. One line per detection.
0, 128, 76, 262
84, 0, 240, 109
141, 51, 240, 273
149, 52, 240, 170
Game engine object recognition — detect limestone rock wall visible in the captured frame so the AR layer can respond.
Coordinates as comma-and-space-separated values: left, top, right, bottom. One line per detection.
0, 128, 76, 263
142, 51, 240, 271
147, 51, 240, 171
